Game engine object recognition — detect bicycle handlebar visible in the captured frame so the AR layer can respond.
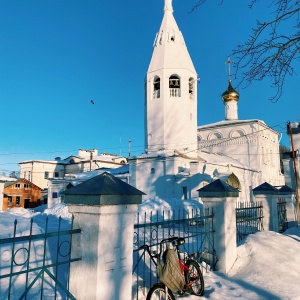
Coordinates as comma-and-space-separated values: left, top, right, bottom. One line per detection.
138, 236, 183, 259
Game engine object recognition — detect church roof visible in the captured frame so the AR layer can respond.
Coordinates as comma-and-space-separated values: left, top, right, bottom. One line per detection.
198, 150, 256, 172
222, 80, 239, 102
197, 119, 280, 135
198, 119, 267, 130
147, 0, 196, 74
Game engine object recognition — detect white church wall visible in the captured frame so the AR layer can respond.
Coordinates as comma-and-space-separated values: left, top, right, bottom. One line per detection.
198, 121, 284, 187
129, 153, 261, 203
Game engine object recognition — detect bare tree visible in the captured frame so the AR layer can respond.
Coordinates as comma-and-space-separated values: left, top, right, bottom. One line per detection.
191, 0, 300, 102
9, 171, 20, 179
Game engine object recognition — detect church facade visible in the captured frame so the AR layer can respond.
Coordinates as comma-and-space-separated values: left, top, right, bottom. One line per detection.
129, 0, 285, 202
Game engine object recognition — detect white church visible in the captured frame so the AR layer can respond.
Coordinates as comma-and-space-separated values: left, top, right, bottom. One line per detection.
37, 0, 286, 208
128, 0, 285, 203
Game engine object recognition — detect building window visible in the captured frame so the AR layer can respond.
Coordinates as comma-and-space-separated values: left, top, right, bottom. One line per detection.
169, 75, 181, 97
16, 196, 21, 206
150, 168, 155, 174
182, 186, 187, 200
7, 196, 12, 206
153, 77, 160, 99
54, 172, 59, 178
24, 183, 29, 189
52, 192, 58, 199
15, 183, 20, 189
44, 172, 49, 179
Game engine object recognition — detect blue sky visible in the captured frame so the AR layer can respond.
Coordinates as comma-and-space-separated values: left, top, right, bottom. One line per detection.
0, 0, 297, 174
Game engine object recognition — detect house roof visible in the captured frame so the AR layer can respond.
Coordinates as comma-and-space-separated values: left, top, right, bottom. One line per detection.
63, 172, 145, 196
4, 178, 42, 190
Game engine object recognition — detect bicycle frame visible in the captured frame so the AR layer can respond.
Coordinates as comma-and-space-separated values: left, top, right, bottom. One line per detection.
138, 236, 203, 296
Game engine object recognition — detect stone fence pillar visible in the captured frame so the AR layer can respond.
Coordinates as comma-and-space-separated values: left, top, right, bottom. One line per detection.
253, 182, 297, 232
63, 172, 144, 300
278, 185, 297, 228
198, 179, 239, 273
253, 183, 279, 232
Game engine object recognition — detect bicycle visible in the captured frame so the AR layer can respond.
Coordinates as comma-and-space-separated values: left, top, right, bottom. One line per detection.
139, 236, 204, 300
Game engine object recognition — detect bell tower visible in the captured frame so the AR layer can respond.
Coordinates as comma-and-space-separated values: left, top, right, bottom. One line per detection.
145, 0, 198, 158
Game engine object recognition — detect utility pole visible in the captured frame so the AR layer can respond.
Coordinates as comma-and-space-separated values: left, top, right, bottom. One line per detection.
128, 139, 132, 157
288, 122, 300, 224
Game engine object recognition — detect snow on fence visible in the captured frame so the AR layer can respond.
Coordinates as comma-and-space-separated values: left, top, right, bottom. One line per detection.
0, 216, 81, 299
132, 208, 215, 300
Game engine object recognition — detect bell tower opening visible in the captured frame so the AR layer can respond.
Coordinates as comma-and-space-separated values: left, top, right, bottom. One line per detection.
153, 76, 160, 99
169, 75, 180, 97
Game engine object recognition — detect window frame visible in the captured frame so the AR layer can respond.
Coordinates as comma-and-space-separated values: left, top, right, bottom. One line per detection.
16, 196, 21, 206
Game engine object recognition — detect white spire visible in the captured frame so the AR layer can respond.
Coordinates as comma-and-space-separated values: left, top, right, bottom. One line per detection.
148, 0, 196, 73
164, 0, 173, 13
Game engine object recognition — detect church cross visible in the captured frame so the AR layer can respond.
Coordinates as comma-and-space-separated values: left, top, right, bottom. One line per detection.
225, 57, 234, 81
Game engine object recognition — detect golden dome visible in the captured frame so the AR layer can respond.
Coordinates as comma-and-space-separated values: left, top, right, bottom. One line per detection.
222, 80, 239, 102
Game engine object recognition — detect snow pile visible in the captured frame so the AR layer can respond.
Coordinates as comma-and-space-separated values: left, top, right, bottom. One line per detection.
42, 203, 73, 219
136, 197, 203, 222
1, 202, 300, 299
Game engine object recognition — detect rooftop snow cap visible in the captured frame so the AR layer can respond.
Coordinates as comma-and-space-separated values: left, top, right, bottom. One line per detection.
197, 179, 239, 198
63, 172, 145, 206
222, 80, 239, 102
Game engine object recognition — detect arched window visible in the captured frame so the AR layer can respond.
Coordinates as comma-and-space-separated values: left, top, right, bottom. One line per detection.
153, 77, 160, 99
169, 75, 180, 97
150, 168, 155, 174
230, 129, 245, 138
208, 132, 223, 140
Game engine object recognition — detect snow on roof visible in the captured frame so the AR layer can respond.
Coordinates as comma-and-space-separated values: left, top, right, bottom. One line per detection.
0, 176, 17, 182
199, 150, 256, 171
197, 119, 266, 130
65, 164, 129, 180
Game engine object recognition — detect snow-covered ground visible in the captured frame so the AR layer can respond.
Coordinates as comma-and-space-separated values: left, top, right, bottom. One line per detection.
1, 201, 300, 299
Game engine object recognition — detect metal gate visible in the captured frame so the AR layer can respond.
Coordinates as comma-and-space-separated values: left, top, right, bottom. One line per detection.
0, 216, 81, 299
132, 208, 215, 299
236, 201, 264, 243
277, 198, 288, 233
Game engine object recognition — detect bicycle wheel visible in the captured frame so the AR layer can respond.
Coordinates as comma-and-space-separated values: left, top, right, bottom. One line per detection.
146, 283, 175, 300
184, 260, 204, 296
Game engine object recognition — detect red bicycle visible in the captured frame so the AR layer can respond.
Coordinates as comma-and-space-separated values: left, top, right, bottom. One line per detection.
139, 237, 204, 300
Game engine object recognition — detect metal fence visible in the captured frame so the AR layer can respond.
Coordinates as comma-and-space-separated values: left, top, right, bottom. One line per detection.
236, 201, 264, 243
132, 208, 214, 300
0, 216, 81, 300
277, 198, 288, 233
